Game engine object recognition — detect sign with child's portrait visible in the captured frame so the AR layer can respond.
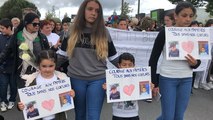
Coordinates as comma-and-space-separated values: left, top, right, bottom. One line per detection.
106, 67, 152, 103
165, 27, 211, 60
18, 78, 74, 120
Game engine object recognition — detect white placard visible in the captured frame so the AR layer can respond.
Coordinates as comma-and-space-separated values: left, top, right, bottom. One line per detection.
107, 27, 159, 69
18, 78, 74, 120
106, 67, 152, 103
165, 27, 211, 60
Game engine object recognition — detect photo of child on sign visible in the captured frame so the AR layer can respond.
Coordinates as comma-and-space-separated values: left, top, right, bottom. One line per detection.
59, 91, 73, 110
168, 41, 179, 57
25, 101, 39, 119
198, 41, 209, 56
109, 84, 120, 100
139, 81, 150, 98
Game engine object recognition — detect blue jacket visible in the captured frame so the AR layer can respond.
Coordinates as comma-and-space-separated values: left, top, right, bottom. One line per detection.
0, 34, 15, 73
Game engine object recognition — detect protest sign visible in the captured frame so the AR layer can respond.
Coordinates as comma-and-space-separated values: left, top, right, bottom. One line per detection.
107, 27, 159, 69
18, 78, 74, 120
106, 67, 152, 103
165, 27, 211, 60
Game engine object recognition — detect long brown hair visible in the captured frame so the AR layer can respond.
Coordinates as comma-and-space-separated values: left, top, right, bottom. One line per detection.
67, 0, 108, 59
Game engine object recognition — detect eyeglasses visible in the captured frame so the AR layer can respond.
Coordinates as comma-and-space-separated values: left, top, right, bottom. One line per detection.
31, 22, 40, 27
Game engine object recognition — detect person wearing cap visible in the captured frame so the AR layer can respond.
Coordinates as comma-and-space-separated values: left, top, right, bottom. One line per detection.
110, 84, 120, 100
0, 12, 50, 88
26, 102, 39, 119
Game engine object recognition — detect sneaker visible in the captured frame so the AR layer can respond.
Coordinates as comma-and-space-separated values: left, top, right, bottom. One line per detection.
144, 99, 152, 103
210, 76, 213, 82
0, 102, 7, 112
200, 83, 211, 90
7, 102, 14, 110
207, 82, 213, 89
193, 83, 199, 89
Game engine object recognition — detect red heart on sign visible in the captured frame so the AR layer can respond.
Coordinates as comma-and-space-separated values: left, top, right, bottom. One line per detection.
42, 99, 55, 111
182, 41, 194, 53
123, 84, 135, 96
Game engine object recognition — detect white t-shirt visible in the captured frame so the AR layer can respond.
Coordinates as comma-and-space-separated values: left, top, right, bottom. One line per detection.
112, 101, 139, 118
47, 33, 60, 46
36, 74, 57, 120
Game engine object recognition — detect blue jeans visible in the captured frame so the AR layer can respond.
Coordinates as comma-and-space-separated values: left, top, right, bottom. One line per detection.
71, 78, 106, 120
0, 73, 17, 103
157, 75, 192, 120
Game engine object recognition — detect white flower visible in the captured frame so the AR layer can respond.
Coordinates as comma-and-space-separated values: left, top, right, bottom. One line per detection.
19, 43, 29, 51
21, 53, 31, 61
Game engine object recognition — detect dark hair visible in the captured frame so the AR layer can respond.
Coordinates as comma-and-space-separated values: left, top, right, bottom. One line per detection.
118, 18, 127, 25
190, 20, 199, 27
24, 12, 39, 26
139, 16, 153, 31
205, 19, 213, 27
0, 18, 13, 30
0, 115, 4, 120
118, 53, 135, 64
164, 11, 175, 21
175, 1, 196, 16
62, 17, 71, 24
37, 50, 57, 65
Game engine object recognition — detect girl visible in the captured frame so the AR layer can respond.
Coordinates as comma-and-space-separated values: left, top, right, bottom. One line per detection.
66, 0, 118, 120
149, 1, 201, 120
18, 50, 75, 120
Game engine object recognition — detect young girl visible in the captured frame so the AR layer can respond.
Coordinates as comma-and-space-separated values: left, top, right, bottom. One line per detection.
18, 50, 75, 120
66, 0, 118, 119
149, 1, 201, 120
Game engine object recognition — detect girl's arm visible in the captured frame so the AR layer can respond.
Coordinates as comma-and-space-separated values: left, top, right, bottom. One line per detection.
149, 29, 165, 87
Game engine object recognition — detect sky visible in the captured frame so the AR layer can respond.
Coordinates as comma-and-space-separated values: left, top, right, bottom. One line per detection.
0, 0, 176, 19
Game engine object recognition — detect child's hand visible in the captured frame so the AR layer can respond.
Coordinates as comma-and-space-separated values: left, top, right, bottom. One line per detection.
70, 89, 75, 98
150, 83, 154, 90
18, 102, 25, 111
102, 83, 106, 90
152, 87, 159, 97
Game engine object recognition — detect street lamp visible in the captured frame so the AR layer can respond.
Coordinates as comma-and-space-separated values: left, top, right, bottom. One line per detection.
121, 0, 124, 15
138, 0, 140, 15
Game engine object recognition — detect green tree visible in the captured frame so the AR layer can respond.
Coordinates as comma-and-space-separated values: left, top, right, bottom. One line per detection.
45, 10, 54, 20
0, 0, 40, 20
206, 0, 213, 16
168, 0, 213, 15
120, 2, 133, 19
63, 12, 68, 19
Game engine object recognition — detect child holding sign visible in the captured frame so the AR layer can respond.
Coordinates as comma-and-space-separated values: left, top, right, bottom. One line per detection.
103, 53, 140, 120
18, 50, 75, 120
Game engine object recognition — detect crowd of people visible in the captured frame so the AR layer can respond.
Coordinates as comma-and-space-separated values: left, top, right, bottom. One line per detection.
0, 0, 213, 120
